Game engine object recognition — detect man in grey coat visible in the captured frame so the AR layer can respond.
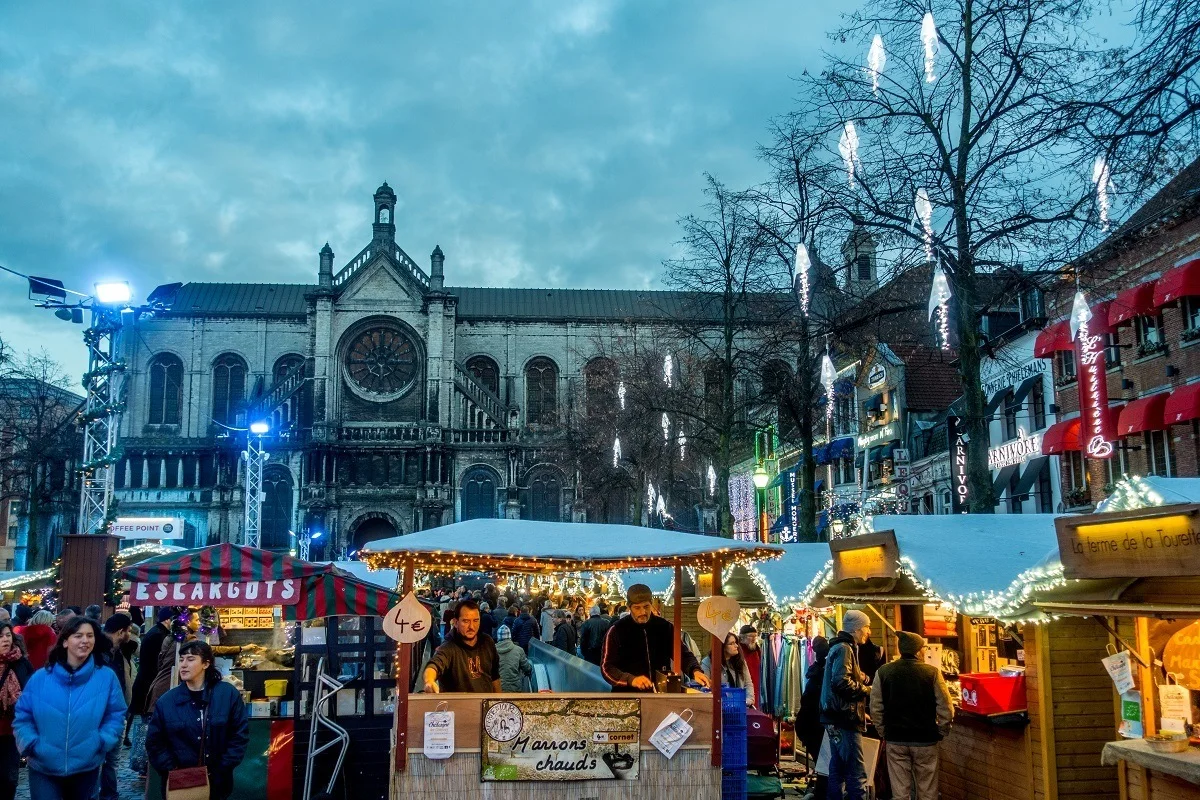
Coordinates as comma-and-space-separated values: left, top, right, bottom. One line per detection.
820, 609, 872, 800
494, 625, 532, 692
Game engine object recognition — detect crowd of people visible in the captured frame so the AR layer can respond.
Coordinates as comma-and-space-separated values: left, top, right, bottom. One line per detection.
0, 603, 248, 800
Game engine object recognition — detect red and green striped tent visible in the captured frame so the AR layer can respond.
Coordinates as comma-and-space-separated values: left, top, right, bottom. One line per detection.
118, 544, 399, 620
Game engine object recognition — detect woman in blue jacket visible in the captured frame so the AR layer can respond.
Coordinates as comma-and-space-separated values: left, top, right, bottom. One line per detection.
145, 640, 249, 800
12, 616, 127, 800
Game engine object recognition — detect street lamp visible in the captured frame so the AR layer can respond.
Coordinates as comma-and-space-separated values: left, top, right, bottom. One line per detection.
242, 421, 270, 548
752, 464, 770, 490
752, 464, 770, 543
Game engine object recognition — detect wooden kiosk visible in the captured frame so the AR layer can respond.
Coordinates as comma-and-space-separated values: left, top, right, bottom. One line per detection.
359, 519, 782, 800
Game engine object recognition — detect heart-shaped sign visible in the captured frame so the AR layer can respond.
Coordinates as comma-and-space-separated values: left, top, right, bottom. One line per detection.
382, 591, 433, 644
697, 596, 741, 641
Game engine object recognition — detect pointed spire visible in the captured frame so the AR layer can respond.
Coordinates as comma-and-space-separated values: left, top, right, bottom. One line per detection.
429, 245, 445, 291
318, 243, 335, 288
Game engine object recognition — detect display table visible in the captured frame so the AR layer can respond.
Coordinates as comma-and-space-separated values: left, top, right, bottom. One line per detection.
1101, 739, 1200, 786
393, 693, 719, 800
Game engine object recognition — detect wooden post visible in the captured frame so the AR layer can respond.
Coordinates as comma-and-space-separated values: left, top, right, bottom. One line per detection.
394, 559, 414, 772
673, 565, 683, 674
711, 553, 723, 768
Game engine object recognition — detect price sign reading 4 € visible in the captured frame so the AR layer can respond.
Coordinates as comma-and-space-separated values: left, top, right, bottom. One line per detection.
697, 596, 741, 640
383, 591, 432, 643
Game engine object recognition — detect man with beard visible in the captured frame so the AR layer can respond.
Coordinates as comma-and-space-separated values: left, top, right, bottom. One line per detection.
738, 624, 762, 707
601, 584, 710, 692
423, 599, 501, 693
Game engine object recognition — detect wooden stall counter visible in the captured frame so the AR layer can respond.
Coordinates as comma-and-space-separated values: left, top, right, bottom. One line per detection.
937, 709, 1032, 800
393, 692, 721, 800
1102, 740, 1200, 798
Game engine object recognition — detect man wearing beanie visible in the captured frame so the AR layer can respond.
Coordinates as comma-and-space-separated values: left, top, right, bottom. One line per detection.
601, 584, 709, 691
494, 623, 532, 692
579, 603, 612, 666
821, 609, 872, 800
870, 631, 953, 799
738, 624, 762, 707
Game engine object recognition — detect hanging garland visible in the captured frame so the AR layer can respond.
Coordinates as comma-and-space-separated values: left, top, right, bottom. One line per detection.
199, 606, 218, 636
103, 555, 120, 607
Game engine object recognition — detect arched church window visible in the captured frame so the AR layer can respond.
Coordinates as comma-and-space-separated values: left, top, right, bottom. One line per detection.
147, 353, 183, 426
466, 355, 501, 396
211, 353, 247, 426
524, 357, 558, 425
461, 466, 499, 521
523, 467, 564, 522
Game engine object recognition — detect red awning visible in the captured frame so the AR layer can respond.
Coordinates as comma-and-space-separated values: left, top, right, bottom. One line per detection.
1034, 321, 1071, 358
1153, 254, 1200, 307
1041, 417, 1082, 454
1109, 282, 1156, 326
1117, 393, 1170, 436
1086, 300, 1115, 337
1164, 383, 1200, 425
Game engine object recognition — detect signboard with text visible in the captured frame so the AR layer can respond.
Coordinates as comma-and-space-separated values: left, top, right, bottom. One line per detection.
481, 698, 641, 782
1074, 318, 1115, 459
112, 517, 184, 540
131, 579, 301, 606
1055, 505, 1200, 579
830, 530, 900, 583
948, 416, 969, 514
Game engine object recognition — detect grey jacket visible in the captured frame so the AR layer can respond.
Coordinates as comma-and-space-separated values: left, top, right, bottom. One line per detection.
495, 639, 532, 692
820, 632, 870, 731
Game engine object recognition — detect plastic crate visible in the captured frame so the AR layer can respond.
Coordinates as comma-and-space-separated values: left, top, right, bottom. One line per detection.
722, 687, 747, 712
959, 672, 1027, 715
722, 768, 748, 800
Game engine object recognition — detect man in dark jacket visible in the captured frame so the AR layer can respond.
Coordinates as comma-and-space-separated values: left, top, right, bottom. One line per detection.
820, 610, 872, 800
797, 636, 829, 800
551, 610, 577, 655
578, 605, 611, 665
479, 602, 498, 642
131, 608, 174, 718
870, 631, 953, 800
492, 597, 510, 629
511, 605, 540, 652
601, 584, 708, 692
500, 605, 520, 632
423, 599, 500, 693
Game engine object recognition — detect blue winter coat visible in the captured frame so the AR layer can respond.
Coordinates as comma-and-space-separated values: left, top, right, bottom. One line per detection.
13, 659, 127, 777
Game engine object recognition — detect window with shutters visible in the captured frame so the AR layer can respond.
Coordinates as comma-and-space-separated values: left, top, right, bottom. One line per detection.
211, 353, 247, 426
460, 466, 499, 521
147, 354, 184, 426
524, 357, 558, 425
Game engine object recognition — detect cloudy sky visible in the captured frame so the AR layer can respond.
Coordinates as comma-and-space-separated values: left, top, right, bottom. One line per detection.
1, 1, 1140, 380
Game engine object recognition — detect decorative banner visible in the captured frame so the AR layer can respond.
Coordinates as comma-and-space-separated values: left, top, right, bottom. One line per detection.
948, 416, 969, 514
132, 580, 299, 606
481, 698, 640, 782
1074, 310, 1114, 459
383, 591, 434, 643
697, 596, 742, 640
423, 710, 455, 759
1101, 650, 1136, 695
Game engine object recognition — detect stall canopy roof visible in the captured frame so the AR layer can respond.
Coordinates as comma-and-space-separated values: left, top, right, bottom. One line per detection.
746, 543, 834, 607
120, 544, 399, 620
819, 515, 1060, 607
360, 519, 782, 574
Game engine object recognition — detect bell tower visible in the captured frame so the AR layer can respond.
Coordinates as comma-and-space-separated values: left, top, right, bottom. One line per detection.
372, 182, 396, 245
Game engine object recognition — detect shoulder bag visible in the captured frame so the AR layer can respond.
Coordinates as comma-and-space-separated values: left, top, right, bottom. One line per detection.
166, 696, 210, 800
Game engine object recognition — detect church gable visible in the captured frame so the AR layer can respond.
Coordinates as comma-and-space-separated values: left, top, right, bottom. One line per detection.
336, 255, 425, 307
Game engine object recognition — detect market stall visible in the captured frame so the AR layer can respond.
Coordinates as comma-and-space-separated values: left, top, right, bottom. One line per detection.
360, 518, 781, 800
119, 544, 399, 800
804, 515, 1061, 800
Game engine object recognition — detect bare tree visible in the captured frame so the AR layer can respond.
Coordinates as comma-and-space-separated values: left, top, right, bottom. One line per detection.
0, 340, 82, 567
793, 0, 1112, 511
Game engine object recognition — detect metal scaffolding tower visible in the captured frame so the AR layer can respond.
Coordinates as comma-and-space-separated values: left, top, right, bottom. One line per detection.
242, 430, 268, 547
78, 307, 125, 536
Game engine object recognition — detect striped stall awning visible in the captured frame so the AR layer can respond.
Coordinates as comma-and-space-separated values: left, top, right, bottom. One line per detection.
119, 544, 399, 620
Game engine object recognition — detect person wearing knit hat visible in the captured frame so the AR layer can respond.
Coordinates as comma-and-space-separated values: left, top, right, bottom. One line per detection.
494, 623, 532, 692
600, 584, 709, 692
870, 630, 953, 800
820, 610, 873, 800
579, 603, 612, 666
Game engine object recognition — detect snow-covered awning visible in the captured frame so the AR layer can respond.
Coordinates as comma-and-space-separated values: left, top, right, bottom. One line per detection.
744, 543, 834, 609
361, 519, 782, 574
1096, 476, 1200, 512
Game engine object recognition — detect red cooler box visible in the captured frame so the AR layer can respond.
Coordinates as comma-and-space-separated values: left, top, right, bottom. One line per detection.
958, 673, 1027, 714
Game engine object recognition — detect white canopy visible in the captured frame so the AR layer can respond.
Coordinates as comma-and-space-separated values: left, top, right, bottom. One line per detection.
327, 560, 399, 590
361, 519, 781, 573
746, 543, 834, 608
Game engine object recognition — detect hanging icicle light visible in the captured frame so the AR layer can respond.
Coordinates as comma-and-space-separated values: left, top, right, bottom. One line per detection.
838, 122, 861, 188
661, 412, 670, 442
867, 34, 886, 93
794, 242, 812, 316
679, 430, 687, 461
656, 493, 668, 518
927, 262, 953, 350
820, 353, 837, 421
1093, 156, 1113, 231
617, 381, 626, 410
1069, 289, 1092, 342
647, 482, 657, 511
612, 436, 622, 468
707, 463, 716, 496
915, 188, 934, 261
921, 13, 938, 83
663, 354, 673, 388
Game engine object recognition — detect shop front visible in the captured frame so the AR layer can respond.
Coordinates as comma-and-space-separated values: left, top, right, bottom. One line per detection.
359, 518, 781, 800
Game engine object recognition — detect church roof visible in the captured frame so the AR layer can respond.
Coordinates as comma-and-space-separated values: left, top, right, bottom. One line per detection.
162, 282, 786, 323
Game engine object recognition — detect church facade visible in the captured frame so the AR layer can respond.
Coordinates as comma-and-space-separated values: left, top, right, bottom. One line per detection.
112, 183, 717, 556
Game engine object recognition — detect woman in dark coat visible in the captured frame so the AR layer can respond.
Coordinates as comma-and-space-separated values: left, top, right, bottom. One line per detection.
0, 622, 33, 800
797, 636, 830, 800
145, 641, 248, 800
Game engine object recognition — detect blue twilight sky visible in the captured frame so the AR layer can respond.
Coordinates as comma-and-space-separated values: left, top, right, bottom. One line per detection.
0, 1, 1137, 379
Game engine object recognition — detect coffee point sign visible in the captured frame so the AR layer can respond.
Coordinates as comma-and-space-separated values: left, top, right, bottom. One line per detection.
1056, 505, 1200, 579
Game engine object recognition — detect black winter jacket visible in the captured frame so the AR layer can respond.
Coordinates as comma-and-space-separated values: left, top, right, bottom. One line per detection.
579, 615, 612, 664
145, 679, 249, 800
820, 632, 870, 732
601, 614, 700, 692
511, 614, 540, 652
130, 623, 169, 716
796, 657, 826, 750
552, 621, 577, 655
